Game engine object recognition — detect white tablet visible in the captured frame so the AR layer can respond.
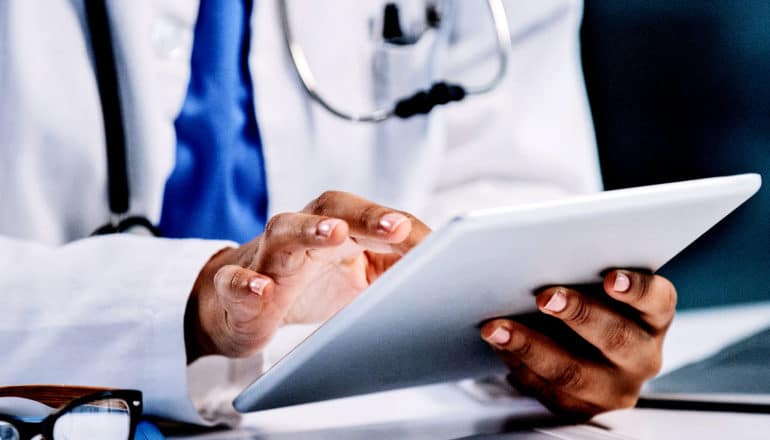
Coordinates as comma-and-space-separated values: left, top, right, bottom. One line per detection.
234, 174, 762, 412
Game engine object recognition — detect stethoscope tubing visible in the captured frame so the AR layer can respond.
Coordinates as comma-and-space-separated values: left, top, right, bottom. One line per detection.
278, 0, 512, 122
85, 0, 513, 234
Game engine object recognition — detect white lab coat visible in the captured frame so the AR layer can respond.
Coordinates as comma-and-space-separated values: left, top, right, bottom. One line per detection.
0, 0, 601, 425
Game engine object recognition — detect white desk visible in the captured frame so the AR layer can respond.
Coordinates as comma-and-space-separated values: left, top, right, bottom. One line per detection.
171, 301, 770, 440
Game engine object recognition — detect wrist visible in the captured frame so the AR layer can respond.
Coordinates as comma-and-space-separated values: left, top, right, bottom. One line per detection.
184, 246, 238, 364
184, 290, 206, 363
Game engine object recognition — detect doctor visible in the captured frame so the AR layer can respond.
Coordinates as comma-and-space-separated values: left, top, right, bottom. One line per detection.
0, 0, 675, 426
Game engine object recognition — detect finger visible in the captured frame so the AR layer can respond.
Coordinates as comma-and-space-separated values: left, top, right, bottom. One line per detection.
213, 264, 275, 323
535, 288, 661, 376
254, 212, 349, 275
505, 364, 606, 422
211, 264, 295, 356
603, 271, 677, 331
213, 264, 303, 330
480, 319, 626, 408
303, 191, 431, 254
263, 212, 349, 250
303, 191, 409, 241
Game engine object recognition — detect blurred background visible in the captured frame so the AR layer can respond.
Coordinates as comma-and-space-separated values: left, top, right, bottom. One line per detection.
580, 1, 770, 309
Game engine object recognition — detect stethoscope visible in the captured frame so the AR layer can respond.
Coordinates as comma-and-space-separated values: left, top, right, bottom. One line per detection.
279, 0, 512, 122
84, 0, 512, 236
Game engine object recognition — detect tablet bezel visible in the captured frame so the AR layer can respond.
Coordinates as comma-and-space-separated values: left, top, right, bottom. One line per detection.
234, 174, 761, 412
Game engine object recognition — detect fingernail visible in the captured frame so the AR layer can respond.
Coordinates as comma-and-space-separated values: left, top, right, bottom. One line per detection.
249, 278, 268, 295
485, 327, 511, 346
316, 219, 340, 238
544, 290, 568, 313
378, 213, 407, 234
614, 272, 631, 293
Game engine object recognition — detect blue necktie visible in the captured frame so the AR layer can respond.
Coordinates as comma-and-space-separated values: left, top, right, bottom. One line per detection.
159, 0, 268, 243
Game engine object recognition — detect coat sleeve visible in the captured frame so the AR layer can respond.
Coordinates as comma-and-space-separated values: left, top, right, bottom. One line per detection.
185, 324, 316, 426
424, 0, 603, 227
0, 234, 238, 424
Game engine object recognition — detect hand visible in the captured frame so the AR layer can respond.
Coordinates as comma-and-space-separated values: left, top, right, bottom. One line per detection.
186, 191, 431, 362
480, 271, 676, 421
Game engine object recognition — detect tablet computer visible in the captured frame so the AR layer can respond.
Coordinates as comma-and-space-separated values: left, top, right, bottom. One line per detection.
234, 174, 762, 412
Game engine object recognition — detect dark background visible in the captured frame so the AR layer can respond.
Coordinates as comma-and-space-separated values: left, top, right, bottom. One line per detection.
580, 1, 770, 308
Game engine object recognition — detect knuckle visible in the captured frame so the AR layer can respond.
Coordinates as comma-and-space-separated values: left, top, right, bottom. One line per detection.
229, 269, 245, 292
509, 333, 534, 360
265, 213, 291, 236
604, 319, 636, 353
309, 191, 340, 215
551, 362, 585, 391
565, 295, 592, 326
300, 216, 319, 238
634, 272, 652, 303
357, 204, 383, 229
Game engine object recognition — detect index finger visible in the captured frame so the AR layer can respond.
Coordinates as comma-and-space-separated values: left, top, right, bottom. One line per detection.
253, 212, 349, 277
303, 191, 431, 254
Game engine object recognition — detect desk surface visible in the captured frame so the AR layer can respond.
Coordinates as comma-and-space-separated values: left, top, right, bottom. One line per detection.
171, 301, 770, 440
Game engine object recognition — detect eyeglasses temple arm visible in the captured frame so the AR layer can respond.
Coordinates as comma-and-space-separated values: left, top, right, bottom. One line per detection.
0, 385, 113, 408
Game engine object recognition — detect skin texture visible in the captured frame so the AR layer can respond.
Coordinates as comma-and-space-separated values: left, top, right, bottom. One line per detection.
187, 191, 430, 361
480, 271, 676, 421
186, 191, 676, 420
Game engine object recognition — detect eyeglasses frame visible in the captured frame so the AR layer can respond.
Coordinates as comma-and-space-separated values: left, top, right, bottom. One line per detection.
0, 386, 142, 440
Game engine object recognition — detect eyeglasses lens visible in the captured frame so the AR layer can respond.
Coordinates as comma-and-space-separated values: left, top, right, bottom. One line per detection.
0, 422, 20, 440
52, 398, 131, 439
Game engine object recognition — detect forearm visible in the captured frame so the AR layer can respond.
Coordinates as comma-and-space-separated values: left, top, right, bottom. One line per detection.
0, 234, 230, 424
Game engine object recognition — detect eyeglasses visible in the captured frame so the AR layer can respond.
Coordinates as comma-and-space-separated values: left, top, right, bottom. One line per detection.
0, 386, 142, 440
